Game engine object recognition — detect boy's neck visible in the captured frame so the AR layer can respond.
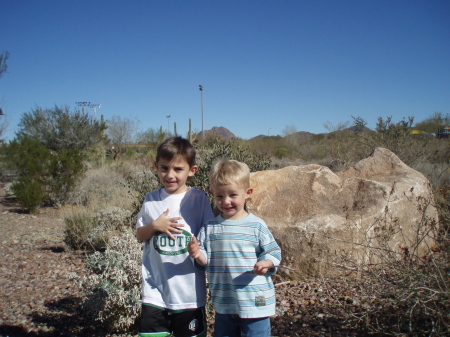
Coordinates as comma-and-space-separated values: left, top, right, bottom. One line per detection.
164, 185, 189, 194
222, 210, 249, 220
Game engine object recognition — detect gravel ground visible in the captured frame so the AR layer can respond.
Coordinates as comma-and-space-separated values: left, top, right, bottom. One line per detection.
0, 184, 91, 337
0, 183, 374, 337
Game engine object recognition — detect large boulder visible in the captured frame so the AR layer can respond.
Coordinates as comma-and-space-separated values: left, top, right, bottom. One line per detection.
248, 148, 438, 278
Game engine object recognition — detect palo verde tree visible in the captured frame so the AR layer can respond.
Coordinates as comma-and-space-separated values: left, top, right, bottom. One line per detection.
18, 105, 107, 152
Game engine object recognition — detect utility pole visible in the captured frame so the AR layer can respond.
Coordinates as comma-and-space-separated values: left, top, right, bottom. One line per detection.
199, 85, 204, 138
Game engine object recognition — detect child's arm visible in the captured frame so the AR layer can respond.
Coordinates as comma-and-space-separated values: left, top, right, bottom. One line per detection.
136, 209, 183, 241
188, 236, 207, 266
253, 260, 275, 275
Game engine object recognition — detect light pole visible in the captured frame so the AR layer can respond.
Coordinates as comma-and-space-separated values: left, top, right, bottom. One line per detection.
0, 108, 4, 144
166, 114, 171, 136
75, 101, 91, 114
199, 85, 204, 138
89, 103, 101, 120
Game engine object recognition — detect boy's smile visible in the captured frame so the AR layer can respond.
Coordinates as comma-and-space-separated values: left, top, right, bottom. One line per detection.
155, 156, 198, 194
211, 183, 253, 220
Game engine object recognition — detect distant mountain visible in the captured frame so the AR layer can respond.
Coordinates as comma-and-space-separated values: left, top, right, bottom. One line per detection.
199, 125, 373, 141
346, 125, 373, 133
198, 126, 236, 140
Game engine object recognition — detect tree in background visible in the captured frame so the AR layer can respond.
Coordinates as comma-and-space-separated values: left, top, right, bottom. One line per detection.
136, 127, 167, 147
18, 105, 107, 152
106, 116, 140, 158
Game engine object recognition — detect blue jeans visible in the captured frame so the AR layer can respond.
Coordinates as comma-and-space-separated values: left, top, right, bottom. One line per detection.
213, 313, 271, 337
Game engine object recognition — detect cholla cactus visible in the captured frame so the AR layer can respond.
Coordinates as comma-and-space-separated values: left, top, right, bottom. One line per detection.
70, 229, 142, 332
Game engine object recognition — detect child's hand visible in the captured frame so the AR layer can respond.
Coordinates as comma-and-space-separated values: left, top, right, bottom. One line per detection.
152, 209, 183, 241
188, 236, 202, 259
253, 260, 274, 275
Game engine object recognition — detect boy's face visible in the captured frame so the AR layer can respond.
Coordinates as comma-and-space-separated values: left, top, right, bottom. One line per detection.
154, 156, 198, 194
210, 182, 253, 220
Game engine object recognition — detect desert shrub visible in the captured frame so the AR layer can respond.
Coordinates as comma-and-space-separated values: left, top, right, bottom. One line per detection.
353, 116, 433, 167
247, 135, 284, 158
11, 177, 44, 213
64, 205, 134, 251
66, 164, 134, 210
86, 144, 108, 167
46, 148, 85, 206
126, 169, 159, 222
64, 211, 99, 250
124, 148, 137, 159
69, 230, 142, 333
94, 206, 133, 231
5, 135, 86, 209
274, 147, 290, 159
326, 190, 450, 335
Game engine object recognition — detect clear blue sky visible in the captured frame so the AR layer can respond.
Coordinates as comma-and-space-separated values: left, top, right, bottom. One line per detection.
1, 0, 449, 141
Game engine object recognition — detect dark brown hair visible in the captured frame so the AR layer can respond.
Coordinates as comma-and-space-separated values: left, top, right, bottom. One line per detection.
155, 137, 196, 167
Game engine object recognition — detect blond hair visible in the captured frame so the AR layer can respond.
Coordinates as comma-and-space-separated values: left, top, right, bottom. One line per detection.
209, 158, 250, 189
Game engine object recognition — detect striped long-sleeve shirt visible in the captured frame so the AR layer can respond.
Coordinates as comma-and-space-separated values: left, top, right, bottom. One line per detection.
197, 213, 282, 318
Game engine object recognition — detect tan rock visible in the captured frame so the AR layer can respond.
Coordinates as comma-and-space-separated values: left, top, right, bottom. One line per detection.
248, 148, 438, 278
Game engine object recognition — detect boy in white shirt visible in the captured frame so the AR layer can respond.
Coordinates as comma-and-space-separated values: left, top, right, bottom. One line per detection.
136, 137, 214, 337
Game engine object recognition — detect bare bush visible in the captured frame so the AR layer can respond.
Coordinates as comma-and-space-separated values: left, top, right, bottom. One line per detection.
69, 230, 142, 333
94, 206, 133, 231
324, 190, 449, 335
66, 164, 136, 210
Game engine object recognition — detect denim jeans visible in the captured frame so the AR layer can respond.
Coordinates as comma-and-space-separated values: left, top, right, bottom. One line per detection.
213, 313, 271, 337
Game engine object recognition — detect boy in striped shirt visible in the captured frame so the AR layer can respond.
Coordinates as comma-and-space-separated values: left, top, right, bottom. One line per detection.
189, 159, 281, 337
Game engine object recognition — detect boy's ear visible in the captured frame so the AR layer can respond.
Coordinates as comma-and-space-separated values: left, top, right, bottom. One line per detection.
188, 165, 199, 176
153, 161, 159, 170
245, 188, 253, 199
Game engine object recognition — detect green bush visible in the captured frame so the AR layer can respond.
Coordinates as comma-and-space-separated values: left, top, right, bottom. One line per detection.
47, 148, 85, 206
5, 135, 86, 209
11, 177, 44, 213
124, 148, 137, 158
275, 147, 290, 159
